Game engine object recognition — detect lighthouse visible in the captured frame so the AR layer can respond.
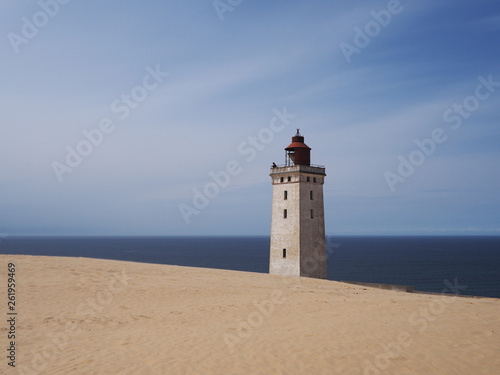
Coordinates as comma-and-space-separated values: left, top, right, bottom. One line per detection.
269, 130, 327, 279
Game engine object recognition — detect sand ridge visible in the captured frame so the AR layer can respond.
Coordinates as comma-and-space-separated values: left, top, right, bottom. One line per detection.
1, 255, 499, 374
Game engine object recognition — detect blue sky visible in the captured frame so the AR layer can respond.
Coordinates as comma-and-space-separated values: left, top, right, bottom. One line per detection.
1, 0, 499, 236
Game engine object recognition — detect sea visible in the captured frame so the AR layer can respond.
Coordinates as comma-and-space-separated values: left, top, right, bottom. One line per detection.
1, 236, 499, 299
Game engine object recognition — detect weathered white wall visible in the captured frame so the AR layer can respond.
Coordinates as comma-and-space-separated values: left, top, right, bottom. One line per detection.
299, 175, 327, 279
269, 171, 300, 277
269, 166, 326, 279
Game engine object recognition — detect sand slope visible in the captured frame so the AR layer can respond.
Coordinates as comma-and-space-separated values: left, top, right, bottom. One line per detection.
1, 255, 499, 374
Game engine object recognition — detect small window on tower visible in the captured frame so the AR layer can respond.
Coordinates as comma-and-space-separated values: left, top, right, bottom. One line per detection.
288, 176, 291, 182
283, 249, 286, 258
311, 209, 314, 219
284, 209, 287, 219
313, 177, 317, 183
280, 177, 284, 183
310, 191, 313, 200
284, 190, 288, 200
307, 177, 310, 182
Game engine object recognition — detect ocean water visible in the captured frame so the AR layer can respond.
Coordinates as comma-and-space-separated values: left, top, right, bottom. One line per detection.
1, 236, 499, 298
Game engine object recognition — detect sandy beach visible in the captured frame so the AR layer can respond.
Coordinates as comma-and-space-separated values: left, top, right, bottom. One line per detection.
1, 255, 499, 375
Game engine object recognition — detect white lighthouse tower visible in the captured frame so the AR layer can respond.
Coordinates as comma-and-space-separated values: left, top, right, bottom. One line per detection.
269, 130, 327, 279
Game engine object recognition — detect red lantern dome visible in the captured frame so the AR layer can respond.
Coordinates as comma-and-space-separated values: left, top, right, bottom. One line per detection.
285, 129, 311, 166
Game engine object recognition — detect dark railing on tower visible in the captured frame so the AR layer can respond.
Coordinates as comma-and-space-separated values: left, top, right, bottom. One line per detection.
274, 163, 325, 169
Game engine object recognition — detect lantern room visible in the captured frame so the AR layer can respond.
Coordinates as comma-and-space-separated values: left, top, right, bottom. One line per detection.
284, 129, 311, 166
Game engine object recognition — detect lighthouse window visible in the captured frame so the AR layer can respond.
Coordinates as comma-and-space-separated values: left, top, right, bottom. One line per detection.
280, 177, 284, 183
307, 177, 310, 182
283, 249, 286, 258
311, 209, 314, 219
284, 190, 288, 200
287, 176, 291, 182
310, 191, 313, 200
313, 177, 317, 183
283, 209, 287, 219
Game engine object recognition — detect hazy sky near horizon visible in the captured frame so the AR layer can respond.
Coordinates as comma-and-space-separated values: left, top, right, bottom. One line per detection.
1, 0, 499, 236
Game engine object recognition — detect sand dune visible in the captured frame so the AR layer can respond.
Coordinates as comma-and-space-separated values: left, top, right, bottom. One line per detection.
1, 255, 499, 374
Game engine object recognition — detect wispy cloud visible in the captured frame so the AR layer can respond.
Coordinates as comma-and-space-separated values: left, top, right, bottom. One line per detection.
0, 0, 499, 235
